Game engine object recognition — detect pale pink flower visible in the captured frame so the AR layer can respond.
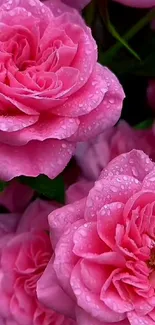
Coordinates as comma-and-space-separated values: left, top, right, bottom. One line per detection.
114, 0, 155, 7
75, 120, 155, 180
147, 80, 155, 110
38, 150, 155, 325
0, 198, 75, 325
0, 0, 124, 181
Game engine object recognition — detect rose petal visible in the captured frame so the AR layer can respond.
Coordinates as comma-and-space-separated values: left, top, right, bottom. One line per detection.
0, 139, 75, 181
127, 311, 155, 325
37, 258, 75, 319
0, 115, 39, 132
70, 261, 126, 323
76, 308, 130, 325
84, 175, 141, 221
49, 198, 86, 248
51, 64, 108, 117
97, 202, 124, 249
53, 220, 84, 297
17, 199, 59, 233
66, 180, 93, 204
69, 66, 125, 141
100, 150, 154, 182
0, 116, 79, 146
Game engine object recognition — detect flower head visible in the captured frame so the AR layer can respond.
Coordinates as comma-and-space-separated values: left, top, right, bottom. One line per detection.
38, 150, 155, 325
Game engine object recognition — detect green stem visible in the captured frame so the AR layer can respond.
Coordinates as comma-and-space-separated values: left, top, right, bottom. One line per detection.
101, 8, 155, 63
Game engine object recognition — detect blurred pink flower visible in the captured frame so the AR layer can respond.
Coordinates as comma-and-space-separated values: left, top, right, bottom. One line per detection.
114, 0, 155, 8
38, 150, 155, 325
66, 179, 94, 203
0, 180, 34, 238
0, 180, 34, 213
57, 0, 90, 10
0, 0, 124, 181
0, 198, 75, 325
58, 0, 155, 9
75, 120, 155, 180
147, 80, 155, 110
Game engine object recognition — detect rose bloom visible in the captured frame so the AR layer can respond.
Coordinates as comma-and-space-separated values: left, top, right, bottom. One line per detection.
75, 120, 155, 181
0, 0, 124, 181
37, 150, 155, 325
0, 199, 75, 325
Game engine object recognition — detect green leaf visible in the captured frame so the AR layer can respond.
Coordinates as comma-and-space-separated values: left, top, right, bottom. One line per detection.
20, 175, 65, 203
0, 181, 7, 192
84, 0, 95, 27
98, 0, 141, 62
100, 8, 155, 66
106, 21, 141, 61
134, 119, 154, 130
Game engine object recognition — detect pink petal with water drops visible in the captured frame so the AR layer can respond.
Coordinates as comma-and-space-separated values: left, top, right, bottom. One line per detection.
48, 198, 85, 248
100, 150, 154, 182
0, 139, 75, 181
97, 202, 124, 249
70, 262, 126, 323
84, 175, 141, 221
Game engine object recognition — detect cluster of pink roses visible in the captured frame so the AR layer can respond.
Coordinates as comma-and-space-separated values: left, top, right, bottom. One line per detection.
0, 0, 155, 325
2, 148, 155, 325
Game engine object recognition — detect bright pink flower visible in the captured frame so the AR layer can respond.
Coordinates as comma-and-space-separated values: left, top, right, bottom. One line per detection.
0, 198, 75, 325
114, 0, 155, 7
38, 150, 155, 325
147, 80, 155, 110
0, 0, 124, 181
75, 120, 155, 180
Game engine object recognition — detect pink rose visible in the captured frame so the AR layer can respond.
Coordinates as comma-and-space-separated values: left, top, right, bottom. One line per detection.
114, 0, 155, 7
147, 80, 155, 110
0, 0, 124, 181
75, 120, 155, 180
38, 150, 155, 325
0, 198, 75, 325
